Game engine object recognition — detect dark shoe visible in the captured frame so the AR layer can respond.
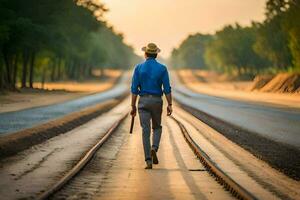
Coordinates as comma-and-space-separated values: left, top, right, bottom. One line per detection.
145, 163, 152, 169
151, 148, 159, 164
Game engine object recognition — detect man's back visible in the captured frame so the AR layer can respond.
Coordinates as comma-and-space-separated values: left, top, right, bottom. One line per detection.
131, 58, 171, 96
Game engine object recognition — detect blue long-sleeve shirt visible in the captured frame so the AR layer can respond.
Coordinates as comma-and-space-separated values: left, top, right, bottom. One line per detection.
131, 58, 171, 96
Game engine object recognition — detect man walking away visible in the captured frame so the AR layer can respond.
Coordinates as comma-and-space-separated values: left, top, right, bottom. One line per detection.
130, 43, 173, 169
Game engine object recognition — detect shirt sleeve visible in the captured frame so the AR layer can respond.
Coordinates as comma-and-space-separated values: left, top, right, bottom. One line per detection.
131, 65, 140, 95
162, 67, 171, 94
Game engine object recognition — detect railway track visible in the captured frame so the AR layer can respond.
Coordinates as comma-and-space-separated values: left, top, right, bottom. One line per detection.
37, 113, 128, 200
171, 116, 257, 200
36, 113, 267, 200
1, 100, 297, 199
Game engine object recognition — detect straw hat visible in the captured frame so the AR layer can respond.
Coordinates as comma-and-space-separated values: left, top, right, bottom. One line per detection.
141, 43, 161, 54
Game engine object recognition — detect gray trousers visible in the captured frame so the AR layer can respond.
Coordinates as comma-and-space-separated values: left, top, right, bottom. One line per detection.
138, 96, 163, 162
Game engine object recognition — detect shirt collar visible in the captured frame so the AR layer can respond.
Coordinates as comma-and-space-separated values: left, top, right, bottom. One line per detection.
146, 57, 156, 61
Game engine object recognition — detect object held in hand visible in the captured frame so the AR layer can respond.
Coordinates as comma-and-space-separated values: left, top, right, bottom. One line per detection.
130, 116, 135, 134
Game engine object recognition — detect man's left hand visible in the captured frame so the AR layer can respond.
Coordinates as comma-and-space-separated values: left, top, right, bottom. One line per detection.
167, 105, 172, 116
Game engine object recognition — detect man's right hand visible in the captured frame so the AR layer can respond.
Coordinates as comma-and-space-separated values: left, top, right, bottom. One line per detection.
130, 105, 137, 117
167, 105, 173, 116
165, 93, 173, 116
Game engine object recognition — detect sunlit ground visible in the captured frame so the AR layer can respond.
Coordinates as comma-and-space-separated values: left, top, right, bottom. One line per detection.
177, 69, 300, 108
32, 69, 121, 92
0, 70, 122, 113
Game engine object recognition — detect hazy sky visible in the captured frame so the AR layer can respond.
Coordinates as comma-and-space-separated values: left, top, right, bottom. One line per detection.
101, 0, 267, 58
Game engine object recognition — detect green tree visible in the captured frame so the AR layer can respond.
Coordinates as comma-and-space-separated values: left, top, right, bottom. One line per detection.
170, 34, 212, 69
283, 0, 300, 70
205, 24, 269, 75
170, 0, 300, 76
0, 0, 138, 91
254, 16, 292, 70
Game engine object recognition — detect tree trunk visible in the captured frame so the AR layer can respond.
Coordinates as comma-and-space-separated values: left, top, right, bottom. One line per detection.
41, 69, 46, 89
78, 62, 83, 80
100, 67, 104, 77
74, 61, 79, 80
65, 59, 71, 79
21, 51, 29, 88
82, 63, 87, 79
87, 64, 93, 77
3, 49, 12, 88
70, 60, 77, 80
56, 57, 61, 80
0, 61, 4, 90
237, 66, 242, 76
51, 59, 57, 82
12, 54, 19, 88
29, 52, 35, 88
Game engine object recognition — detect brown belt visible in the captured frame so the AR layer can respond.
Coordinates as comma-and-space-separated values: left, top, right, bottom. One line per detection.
140, 94, 161, 98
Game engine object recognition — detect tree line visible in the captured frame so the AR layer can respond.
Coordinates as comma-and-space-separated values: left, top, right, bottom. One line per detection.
0, 0, 139, 90
170, 0, 300, 77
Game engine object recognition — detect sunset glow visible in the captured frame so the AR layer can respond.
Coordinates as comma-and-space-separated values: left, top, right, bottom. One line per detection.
102, 0, 267, 58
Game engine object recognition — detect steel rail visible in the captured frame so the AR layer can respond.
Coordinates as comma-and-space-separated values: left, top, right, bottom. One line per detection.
171, 115, 258, 200
37, 112, 129, 200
